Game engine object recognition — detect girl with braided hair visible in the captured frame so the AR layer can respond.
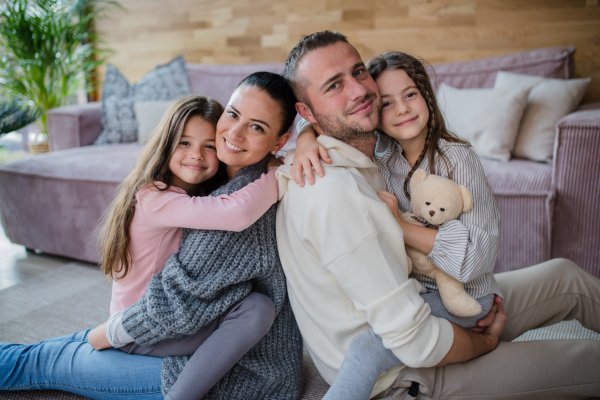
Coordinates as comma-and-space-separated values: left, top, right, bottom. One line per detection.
292, 51, 501, 400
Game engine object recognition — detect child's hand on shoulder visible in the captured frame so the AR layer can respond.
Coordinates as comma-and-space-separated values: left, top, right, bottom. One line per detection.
292, 126, 331, 187
377, 190, 401, 220
88, 322, 112, 351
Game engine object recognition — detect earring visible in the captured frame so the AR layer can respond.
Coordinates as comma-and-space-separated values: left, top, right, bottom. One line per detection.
271, 150, 277, 155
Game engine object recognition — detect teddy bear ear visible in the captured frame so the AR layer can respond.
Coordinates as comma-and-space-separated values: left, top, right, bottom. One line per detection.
410, 169, 428, 189
459, 185, 473, 212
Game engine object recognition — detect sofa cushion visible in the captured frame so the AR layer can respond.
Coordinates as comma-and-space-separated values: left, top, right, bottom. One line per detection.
96, 55, 191, 145
437, 83, 531, 161
134, 100, 173, 143
480, 157, 553, 272
0, 143, 142, 182
494, 71, 591, 162
481, 157, 552, 194
430, 46, 575, 90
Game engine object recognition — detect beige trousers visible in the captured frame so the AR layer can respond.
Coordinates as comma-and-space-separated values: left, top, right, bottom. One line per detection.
376, 258, 600, 400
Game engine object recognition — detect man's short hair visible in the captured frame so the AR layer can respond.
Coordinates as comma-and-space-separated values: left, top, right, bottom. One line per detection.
284, 30, 350, 105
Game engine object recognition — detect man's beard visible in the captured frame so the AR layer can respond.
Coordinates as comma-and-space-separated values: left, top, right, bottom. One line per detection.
311, 94, 380, 145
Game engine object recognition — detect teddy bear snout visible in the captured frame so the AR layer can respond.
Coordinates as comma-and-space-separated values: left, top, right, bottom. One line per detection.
429, 210, 435, 217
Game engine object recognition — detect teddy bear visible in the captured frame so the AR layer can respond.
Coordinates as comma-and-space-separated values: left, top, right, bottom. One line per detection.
400, 168, 482, 317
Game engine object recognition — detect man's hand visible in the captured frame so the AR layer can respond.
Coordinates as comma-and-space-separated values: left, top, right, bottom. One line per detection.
436, 302, 506, 367
482, 302, 506, 343
469, 295, 503, 333
88, 322, 112, 350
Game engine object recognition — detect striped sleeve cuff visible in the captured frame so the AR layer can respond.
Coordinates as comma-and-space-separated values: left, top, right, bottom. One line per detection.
427, 219, 469, 281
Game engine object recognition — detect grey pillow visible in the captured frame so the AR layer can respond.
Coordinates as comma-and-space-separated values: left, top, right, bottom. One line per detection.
96, 55, 191, 144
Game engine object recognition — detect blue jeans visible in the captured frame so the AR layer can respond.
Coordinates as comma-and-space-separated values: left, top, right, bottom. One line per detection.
0, 330, 163, 400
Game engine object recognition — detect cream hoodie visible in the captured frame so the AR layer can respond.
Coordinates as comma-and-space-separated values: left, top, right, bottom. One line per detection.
276, 135, 454, 395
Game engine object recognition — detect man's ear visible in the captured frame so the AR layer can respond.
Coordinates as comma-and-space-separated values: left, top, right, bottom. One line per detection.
295, 102, 325, 136
295, 102, 317, 124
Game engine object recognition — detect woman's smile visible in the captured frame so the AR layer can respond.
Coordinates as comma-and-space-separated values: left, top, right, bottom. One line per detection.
223, 137, 247, 153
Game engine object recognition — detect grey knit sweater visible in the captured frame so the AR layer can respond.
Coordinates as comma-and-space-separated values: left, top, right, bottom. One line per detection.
121, 157, 304, 400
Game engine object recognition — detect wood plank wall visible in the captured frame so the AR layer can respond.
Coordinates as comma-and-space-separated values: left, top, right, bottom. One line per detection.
95, 0, 600, 103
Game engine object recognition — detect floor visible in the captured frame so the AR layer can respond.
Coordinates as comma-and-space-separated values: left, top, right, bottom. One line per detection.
0, 222, 86, 291
0, 136, 74, 291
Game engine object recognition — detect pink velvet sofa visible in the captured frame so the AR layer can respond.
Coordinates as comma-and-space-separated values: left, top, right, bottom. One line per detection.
0, 47, 598, 279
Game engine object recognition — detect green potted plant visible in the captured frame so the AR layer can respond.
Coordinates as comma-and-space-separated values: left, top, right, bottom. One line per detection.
0, 0, 122, 153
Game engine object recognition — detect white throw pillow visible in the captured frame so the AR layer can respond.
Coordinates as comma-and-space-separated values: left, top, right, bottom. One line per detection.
133, 101, 173, 143
437, 83, 531, 161
494, 71, 591, 162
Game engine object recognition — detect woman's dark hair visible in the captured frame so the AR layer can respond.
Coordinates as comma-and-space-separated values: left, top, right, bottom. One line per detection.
367, 52, 468, 200
236, 71, 297, 136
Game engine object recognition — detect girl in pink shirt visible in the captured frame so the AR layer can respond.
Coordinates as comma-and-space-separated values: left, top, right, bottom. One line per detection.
87, 95, 280, 399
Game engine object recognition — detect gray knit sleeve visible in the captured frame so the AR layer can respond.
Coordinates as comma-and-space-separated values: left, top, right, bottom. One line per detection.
121, 261, 253, 345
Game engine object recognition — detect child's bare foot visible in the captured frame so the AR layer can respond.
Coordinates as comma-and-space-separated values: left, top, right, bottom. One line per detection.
88, 322, 112, 350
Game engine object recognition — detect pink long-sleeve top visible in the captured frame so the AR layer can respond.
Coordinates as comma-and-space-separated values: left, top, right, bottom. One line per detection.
109, 167, 279, 314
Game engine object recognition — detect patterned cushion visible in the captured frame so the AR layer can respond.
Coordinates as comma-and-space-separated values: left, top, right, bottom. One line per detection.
95, 55, 191, 144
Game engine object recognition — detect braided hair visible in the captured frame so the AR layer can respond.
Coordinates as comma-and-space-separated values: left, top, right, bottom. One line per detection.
366, 52, 467, 200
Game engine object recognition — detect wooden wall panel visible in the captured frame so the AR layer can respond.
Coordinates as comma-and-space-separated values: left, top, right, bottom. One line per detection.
95, 0, 600, 102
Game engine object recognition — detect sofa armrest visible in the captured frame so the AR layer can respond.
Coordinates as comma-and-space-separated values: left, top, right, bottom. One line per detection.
551, 106, 600, 276
47, 102, 102, 151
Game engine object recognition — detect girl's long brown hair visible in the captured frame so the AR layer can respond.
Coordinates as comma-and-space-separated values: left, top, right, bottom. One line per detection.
98, 96, 226, 280
366, 52, 468, 199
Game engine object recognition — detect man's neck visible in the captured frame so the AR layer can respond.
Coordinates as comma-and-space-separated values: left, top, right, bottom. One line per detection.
321, 131, 377, 159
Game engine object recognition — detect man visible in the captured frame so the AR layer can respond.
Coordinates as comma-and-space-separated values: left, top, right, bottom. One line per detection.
276, 30, 600, 399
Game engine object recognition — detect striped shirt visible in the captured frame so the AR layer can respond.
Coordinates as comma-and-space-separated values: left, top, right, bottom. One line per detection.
374, 133, 501, 299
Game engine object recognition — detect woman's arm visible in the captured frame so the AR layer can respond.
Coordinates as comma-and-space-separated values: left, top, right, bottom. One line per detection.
142, 167, 279, 232
291, 119, 331, 187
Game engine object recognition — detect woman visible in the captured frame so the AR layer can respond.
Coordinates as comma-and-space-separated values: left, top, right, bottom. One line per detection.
0, 72, 303, 400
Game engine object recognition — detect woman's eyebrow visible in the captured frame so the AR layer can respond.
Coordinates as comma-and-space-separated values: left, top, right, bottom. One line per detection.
229, 105, 270, 129
250, 118, 270, 129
